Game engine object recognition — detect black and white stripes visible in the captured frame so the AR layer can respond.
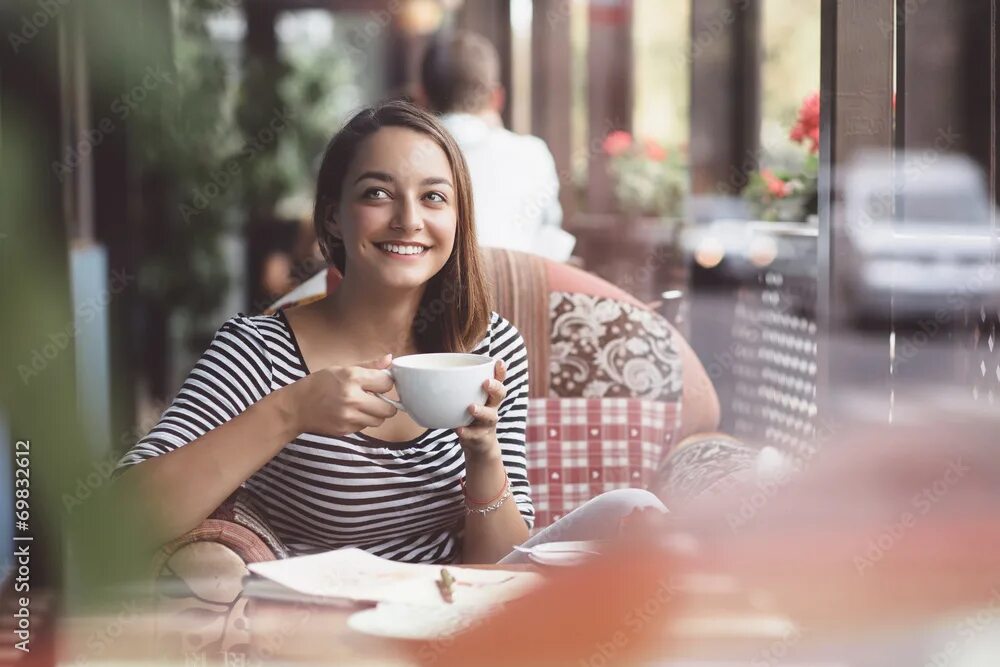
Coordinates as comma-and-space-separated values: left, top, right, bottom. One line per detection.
116, 311, 533, 563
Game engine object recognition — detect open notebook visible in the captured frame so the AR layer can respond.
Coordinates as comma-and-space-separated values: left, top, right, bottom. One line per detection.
246, 548, 542, 608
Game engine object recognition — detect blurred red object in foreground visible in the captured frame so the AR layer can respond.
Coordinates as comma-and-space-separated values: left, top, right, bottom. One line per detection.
417, 413, 1000, 666
413, 541, 678, 667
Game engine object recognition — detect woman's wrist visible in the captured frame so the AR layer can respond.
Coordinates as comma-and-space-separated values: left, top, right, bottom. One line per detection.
461, 443, 506, 501
268, 381, 305, 441
461, 439, 502, 468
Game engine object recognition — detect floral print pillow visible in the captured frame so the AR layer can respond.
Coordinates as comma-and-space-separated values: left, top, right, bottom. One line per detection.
548, 293, 683, 402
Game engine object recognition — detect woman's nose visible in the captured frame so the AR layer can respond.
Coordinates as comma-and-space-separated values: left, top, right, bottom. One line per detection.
391, 196, 424, 232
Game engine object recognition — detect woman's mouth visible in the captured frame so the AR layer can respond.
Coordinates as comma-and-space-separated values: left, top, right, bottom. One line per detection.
376, 242, 431, 258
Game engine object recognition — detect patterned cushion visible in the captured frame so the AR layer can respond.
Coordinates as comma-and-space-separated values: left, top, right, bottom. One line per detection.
548, 293, 682, 402
526, 398, 680, 528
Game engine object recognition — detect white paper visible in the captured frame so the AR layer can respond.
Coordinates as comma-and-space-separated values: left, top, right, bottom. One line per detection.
248, 548, 541, 607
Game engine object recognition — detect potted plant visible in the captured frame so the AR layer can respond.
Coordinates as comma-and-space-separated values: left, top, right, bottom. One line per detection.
742, 92, 820, 223
603, 131, 687, 223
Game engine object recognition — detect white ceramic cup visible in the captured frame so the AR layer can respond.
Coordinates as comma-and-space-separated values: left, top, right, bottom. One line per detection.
371, 353, 495, 429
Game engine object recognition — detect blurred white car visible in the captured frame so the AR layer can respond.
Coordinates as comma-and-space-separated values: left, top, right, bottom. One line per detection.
839, 153, 1000, 324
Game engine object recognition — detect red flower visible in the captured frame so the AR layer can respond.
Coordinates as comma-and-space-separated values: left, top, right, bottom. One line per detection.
643, 138, 667, 161
790, 92, 820, 154
762, 169, 790, 199
602, 130, 632, 157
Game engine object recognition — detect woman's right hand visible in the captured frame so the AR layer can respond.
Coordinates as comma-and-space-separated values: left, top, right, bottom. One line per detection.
284, 353, 399, 436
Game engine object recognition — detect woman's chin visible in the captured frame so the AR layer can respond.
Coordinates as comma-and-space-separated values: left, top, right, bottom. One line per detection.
368, 269, 437, 291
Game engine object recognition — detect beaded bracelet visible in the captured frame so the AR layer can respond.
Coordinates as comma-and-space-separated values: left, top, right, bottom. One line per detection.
461, 473, 512, 515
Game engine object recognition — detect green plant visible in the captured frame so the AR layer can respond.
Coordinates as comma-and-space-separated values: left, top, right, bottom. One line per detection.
134, 0, 238, 345
742, 153, 818, 222
603, 131, 687, 219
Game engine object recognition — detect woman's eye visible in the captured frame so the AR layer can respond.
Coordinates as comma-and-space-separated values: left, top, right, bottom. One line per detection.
363, 188, 390, 200
424, 192, 446, 204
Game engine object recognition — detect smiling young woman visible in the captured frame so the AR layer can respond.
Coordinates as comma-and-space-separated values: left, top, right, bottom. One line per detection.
114, 101, 665, 566
114, 101, 535, 564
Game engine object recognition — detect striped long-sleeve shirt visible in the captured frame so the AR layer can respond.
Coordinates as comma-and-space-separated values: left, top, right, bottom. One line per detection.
116, 310, 533, 563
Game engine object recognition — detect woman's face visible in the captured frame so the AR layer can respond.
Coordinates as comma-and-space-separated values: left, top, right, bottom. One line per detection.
333, 126, 458, 291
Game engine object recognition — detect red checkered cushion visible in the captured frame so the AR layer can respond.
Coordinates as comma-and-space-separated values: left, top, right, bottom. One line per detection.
526, 397, 680, 528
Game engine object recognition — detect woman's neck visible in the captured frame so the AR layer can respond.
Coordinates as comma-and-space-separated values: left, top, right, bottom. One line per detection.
325, 275, 424, 357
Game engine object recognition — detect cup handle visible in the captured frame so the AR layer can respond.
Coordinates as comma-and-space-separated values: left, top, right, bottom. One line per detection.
370, 368, 406, 413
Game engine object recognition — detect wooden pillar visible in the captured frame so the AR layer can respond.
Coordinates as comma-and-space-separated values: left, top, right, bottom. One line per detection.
531, 0, 573, 220
816, 0, 895, 422
385, 23, 429, 99
688, 0, 761, 197
901, 0, 1000, 406
457, 0, 513, 126
959, 0, 999, 209
816, 0, 896, 321
993, 0, 1000, 211
900, 0, 996, 183
586, 0, 634, 213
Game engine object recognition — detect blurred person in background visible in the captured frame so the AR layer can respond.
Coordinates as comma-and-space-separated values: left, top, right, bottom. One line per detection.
418, 30, 574, 262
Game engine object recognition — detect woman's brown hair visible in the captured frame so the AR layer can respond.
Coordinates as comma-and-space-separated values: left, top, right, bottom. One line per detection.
313, 100, 492, 354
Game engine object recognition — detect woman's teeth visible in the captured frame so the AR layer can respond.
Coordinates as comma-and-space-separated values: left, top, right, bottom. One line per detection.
378, 243, 426, 256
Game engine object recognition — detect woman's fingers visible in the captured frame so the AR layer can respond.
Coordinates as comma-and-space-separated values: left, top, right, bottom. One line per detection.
355, 391, 399, 419
349, 410, 386, 430
468, 403, 498, 426
456, 361, 506, 450
483, 377, 507, 408
353, 367, 394, 393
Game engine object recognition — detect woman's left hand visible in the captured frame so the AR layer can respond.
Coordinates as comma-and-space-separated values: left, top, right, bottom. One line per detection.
456, 359, 506, 460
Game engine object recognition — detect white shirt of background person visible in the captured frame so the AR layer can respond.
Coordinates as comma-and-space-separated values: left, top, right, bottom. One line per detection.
440, 113, 573, 262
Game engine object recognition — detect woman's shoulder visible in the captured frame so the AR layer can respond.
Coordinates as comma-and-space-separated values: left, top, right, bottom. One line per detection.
218, 311, 284, 337
491, 310, 529, 333
209, 312, 294, 357
480, 311, 526, 352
